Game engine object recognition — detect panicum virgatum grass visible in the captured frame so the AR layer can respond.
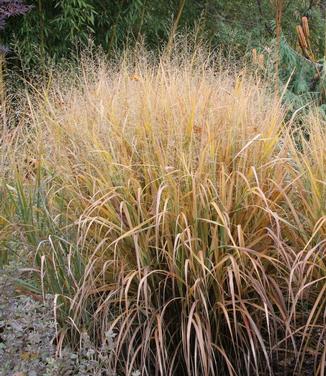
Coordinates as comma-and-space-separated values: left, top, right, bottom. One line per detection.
1, 52, 325, 375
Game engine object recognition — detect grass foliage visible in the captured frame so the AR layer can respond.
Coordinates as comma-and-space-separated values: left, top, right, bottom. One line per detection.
0, 53, 325, 375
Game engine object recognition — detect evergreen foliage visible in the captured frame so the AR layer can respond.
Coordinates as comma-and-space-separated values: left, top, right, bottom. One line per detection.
262, 36, 325, 119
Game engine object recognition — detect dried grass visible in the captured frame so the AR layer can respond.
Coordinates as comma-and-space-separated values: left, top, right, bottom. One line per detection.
1, 53, 325, 375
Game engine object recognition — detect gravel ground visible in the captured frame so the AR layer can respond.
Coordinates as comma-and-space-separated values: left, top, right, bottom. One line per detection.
0, 265, 121, 376
0, 266, 57, 375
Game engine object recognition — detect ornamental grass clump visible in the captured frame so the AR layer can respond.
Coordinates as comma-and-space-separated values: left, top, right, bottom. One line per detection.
1, 54, 325, 375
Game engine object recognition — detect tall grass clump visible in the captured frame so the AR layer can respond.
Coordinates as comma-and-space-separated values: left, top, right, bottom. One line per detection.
1, 52, 325, 375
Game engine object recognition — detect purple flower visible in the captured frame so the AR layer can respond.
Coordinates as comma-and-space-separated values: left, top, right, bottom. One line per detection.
0, 1, 32, 54
0, 1, 33, 30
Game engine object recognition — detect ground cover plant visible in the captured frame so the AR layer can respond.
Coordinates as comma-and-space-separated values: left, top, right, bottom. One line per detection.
0, 51, 325, 375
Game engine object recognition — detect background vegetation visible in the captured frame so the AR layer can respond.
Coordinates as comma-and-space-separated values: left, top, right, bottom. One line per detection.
2, 0, 325, 67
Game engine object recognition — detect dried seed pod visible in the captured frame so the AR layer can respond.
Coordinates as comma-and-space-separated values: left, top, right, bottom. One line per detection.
252, 48, 257, 64
302, 16, 310, 38
296, 25, 308, 49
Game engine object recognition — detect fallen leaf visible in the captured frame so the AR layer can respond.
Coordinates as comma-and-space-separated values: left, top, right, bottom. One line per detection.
20, 351, 38, 361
